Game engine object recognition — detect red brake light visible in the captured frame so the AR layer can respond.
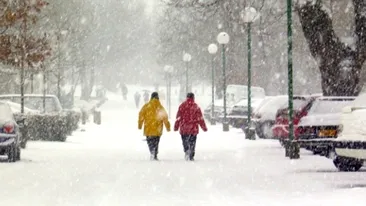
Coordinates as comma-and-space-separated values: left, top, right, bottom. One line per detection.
3, 123, 14, 134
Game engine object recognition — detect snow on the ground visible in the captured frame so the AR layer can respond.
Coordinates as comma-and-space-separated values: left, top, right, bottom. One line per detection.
0, 89, 365, 206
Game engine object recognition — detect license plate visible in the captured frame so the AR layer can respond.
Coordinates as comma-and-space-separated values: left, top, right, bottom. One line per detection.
318, 129, 337, 137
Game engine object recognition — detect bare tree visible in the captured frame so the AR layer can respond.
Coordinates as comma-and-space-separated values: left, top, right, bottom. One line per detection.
297, 0, 366, 96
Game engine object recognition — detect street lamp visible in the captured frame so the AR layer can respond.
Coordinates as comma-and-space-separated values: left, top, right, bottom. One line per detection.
242, 7, 259, 140
285, 0, 299, 159
208, 43, 218, 125
164, 65, 174, 118
183, 53, 192, 95
217, 32, 230, 132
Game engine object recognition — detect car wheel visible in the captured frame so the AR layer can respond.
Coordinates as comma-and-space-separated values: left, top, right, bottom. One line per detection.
7, 144, 17, 162
16, 147, 21, 161
257, 121, 273, 139
333, 156, 363, 172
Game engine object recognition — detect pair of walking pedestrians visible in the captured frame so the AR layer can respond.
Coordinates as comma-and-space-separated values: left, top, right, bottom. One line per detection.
138, 92, 207, 161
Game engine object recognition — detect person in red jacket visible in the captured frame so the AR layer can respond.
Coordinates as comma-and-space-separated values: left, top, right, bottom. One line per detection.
174, 92, 207, 161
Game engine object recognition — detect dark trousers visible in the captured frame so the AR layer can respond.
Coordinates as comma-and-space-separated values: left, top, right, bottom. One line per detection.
146, 136, 160, 157
181, 135, 197, 159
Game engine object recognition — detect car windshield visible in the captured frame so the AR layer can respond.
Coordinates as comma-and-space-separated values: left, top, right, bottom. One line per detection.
0, 96, 62, 113
309, 99, 354, 114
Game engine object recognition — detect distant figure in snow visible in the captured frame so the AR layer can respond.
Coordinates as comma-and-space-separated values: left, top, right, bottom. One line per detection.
143, 91, 149, 103
134, 91, 141, 108
138, 92, 171, 161
121, 83, 128, 100
174, 92, 207, 161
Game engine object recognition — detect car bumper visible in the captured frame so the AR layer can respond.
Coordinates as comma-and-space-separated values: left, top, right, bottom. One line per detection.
284, 138, 336, 157
0, 135, 17, 146
336, 148, 366, 160
334, 140, 366, 160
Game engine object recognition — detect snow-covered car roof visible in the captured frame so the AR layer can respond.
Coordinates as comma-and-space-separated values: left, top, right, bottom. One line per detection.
299, 113, 341, 127
299, 97, 355, 127
5, 101, 40, 114
0, 94, 63, 113
347, 93, 366, 108
233, 98, 264, 107
233, 98, 264, 108
255, 95, 288, 121
276, 95, 316, 111
308, 97, 355, 115
253, 96, 276, 112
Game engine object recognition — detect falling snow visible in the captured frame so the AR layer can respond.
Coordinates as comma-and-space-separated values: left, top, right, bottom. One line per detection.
0, 0, 365, 205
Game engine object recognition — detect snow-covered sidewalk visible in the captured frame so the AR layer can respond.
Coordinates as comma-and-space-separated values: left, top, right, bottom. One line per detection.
0, 96, 365, 206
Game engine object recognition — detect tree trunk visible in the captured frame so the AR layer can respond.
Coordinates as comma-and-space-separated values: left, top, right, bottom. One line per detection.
297, 1, 366, 96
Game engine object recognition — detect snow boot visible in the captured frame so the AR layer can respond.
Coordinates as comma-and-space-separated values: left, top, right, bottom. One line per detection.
185, 152, 190, 161
150, 154, 159, 161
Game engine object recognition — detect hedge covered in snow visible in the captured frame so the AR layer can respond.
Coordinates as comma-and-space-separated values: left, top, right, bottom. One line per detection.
14, 110, 81, 145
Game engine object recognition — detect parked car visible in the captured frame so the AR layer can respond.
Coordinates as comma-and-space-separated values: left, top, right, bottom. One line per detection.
227, 98, 265, 128
203, 99, 225, 122
204, 85, 266, 124
0, 101, 23, 162
0, 94, 64, 148
6, 101, 40, 114
0, 94, 62, 113
333, 93, 366, 171
296, 96, 355, 156
272, 95, 319, 144
252, 95, 288, 139
226, 84, 265, 103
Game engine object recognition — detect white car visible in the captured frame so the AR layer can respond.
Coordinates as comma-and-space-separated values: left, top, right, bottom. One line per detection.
252, 95, 288, 139
226, 98, 265, 128
334, 93, 366, 171
296, 96, 355, 156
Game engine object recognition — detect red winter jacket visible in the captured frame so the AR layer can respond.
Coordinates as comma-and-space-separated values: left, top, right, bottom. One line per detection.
174, 98, 207, 135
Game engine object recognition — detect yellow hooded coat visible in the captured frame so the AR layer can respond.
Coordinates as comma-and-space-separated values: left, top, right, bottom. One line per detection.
138, 99, 171, 137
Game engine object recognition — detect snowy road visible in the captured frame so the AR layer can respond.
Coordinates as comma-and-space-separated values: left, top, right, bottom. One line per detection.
1, 97, 366, 206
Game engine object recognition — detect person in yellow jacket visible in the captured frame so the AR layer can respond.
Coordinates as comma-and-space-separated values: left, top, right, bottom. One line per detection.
138, 92, 171, 160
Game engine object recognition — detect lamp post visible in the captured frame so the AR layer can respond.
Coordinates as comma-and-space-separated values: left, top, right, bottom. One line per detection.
242, 7, 259, 140
285, 0, 299, 159
217, 32, 230, 132
208, 43, 218, 125
164, 65, 174, 117
183, 53, 192, 95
